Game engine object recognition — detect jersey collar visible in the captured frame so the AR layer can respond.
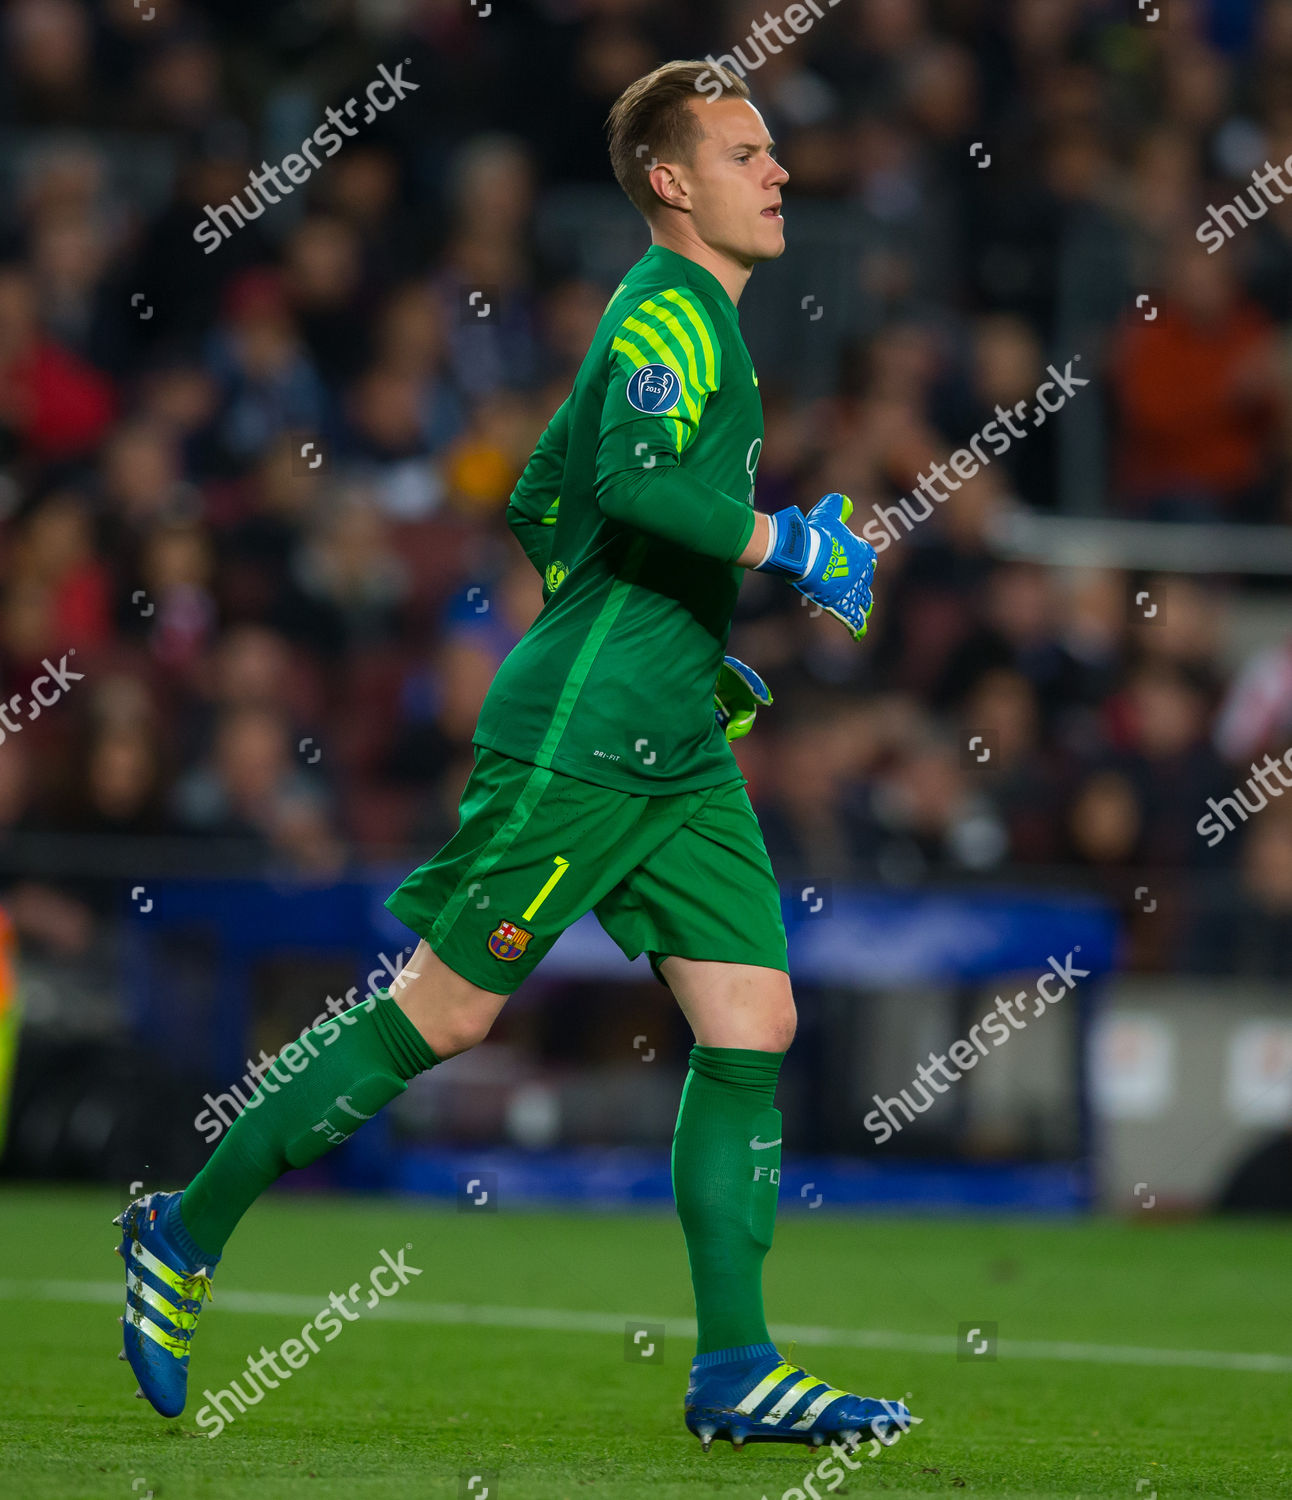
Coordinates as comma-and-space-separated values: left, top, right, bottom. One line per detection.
642, 244, 739, 316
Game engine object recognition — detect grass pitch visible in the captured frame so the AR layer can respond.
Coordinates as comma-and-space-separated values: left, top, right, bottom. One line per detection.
0, 1186, 1288, 1498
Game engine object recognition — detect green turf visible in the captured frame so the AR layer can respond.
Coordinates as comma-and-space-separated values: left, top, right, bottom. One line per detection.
0, 1186, 1288, 1498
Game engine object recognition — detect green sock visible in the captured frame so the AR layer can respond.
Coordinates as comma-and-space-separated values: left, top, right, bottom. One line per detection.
671, 1043, 785, 1356
180, 990, 438, 1258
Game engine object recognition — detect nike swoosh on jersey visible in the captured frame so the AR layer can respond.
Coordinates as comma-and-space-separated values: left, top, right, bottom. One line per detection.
749, 1136, 782, 1150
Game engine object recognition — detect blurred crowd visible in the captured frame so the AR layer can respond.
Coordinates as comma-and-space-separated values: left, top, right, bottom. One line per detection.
2, 0, 1292, 977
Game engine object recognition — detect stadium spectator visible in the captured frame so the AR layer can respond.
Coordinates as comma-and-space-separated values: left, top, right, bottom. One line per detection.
1186, 805, 1292, 977
0, 265, 115, 464
171, 701, 334, 855
1109, 244, 1283, 520
2, 0, 100, 129
1101, 661, 1232, 868
10, 489, 112, 650
1213, 634, 1292, 766
205, 270, 327, 473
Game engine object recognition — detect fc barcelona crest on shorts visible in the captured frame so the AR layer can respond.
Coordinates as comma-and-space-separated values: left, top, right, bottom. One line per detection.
488, 920, 532, 961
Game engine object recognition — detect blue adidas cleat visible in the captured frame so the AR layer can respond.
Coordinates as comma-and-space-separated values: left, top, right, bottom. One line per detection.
684, 1343, 914, 1453
113, 1190, 216, 1417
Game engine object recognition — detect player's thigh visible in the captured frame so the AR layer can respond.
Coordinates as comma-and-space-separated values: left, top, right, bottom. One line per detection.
596, 779, 794, 1049
386, 747, 662, 1002
662, 956, 796, 1052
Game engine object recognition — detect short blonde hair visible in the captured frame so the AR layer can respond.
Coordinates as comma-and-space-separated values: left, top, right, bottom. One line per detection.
606, 60, 750, 219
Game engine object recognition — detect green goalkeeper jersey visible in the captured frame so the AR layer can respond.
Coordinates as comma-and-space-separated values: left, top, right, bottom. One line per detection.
473, 244, 763, 795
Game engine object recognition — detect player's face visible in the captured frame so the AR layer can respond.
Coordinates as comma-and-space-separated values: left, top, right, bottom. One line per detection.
680, 98, 788, 264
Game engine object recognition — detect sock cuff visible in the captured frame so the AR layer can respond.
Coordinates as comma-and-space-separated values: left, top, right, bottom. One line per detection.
687, 1044, 784, 1093
692, 1340, 779, 1368
171, 1193, 222, 1269
370, 989, 440, 1078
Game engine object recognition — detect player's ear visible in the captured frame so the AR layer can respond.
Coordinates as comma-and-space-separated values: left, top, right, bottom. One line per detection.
648, 161, 689, 213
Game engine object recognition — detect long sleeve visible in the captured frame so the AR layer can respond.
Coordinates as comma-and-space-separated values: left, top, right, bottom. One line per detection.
593, 288, 754, 564
507, 397, 569, 577
597, 464, 755, 562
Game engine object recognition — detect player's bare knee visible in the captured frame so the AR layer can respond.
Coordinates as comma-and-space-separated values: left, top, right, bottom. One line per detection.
752, 971, 796, 1051
733, 1012, 794, 1052
430, 1005, 499, 1058
767, 991, 797, 1052
389, 941, 506, 1059
394, 989, 499, 1060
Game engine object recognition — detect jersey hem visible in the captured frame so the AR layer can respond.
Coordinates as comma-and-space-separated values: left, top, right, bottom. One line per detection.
470, 732, 747, 799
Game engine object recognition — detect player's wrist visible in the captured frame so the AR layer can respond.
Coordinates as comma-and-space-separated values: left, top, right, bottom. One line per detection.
753, 507, 817, 579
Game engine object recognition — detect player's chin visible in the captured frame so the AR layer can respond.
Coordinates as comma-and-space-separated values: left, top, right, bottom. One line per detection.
748, 223, 787, 261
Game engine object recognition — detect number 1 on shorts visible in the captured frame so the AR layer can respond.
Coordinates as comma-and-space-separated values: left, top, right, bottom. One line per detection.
522, 855, 570, 922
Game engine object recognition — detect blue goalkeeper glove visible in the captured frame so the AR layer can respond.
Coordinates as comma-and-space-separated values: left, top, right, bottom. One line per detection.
714, 656, 771, 742
755, 492, 877, 639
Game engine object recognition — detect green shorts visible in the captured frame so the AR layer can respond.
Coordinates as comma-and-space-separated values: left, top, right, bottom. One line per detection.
385, 748, 788, 994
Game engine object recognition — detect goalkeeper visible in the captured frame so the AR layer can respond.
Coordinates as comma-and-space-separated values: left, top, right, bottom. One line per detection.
116, 59, 913, 1456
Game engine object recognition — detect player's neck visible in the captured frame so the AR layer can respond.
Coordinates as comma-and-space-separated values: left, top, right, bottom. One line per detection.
648, 226, 752, 307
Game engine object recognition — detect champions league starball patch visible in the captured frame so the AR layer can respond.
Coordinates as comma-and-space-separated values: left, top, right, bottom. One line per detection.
626, 363, 682, 415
